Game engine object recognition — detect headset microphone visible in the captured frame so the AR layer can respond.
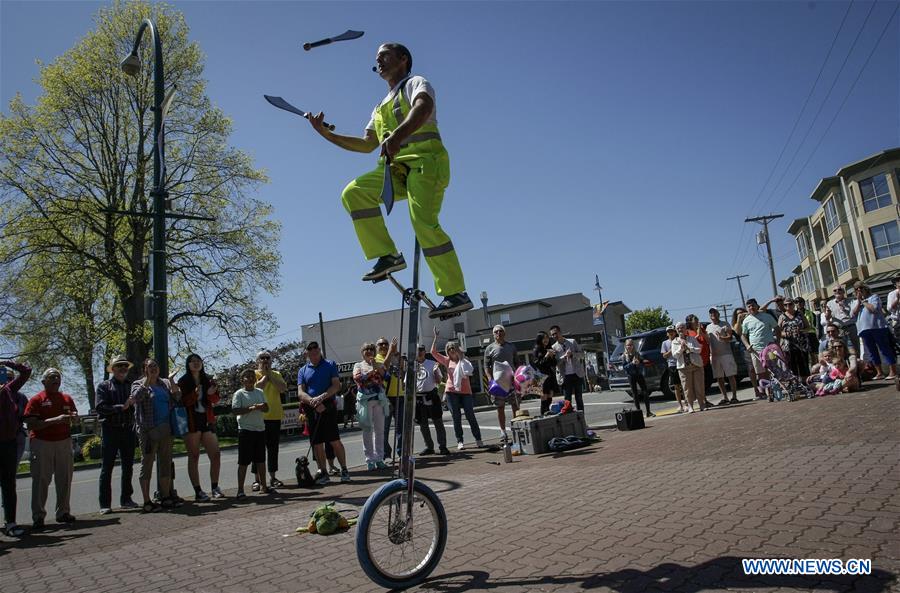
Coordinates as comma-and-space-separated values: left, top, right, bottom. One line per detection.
372, 65, 378, 72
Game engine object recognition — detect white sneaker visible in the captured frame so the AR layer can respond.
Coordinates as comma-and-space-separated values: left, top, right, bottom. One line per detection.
457, 442, 465, 451
210, 487, 225, 499
685, 406, 694, 414
99, 508, 112, 515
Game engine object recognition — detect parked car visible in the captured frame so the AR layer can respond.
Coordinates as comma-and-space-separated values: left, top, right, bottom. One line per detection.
609, 326, 748, 399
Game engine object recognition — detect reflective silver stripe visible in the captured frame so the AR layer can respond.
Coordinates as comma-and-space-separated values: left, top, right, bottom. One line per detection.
391, 75, 413, 124
422, 241, 455, 257
400, 132, 442, 147
350, 207, 383, 220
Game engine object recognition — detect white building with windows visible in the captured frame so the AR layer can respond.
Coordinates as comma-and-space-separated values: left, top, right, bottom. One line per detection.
785, 147, 900, 304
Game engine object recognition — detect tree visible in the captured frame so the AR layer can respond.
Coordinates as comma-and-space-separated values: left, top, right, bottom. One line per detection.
0, 1, 280, 391
214, 341, 306, 403
625, 307, 673, 335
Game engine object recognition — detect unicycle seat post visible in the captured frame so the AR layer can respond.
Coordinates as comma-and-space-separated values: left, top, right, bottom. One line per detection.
399, 240, 423, 480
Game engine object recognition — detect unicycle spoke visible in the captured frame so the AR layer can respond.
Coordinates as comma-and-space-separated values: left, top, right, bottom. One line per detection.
366, 490, 441, 580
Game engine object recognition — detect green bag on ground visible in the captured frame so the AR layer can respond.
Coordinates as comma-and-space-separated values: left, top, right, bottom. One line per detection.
313, 503, 341, 535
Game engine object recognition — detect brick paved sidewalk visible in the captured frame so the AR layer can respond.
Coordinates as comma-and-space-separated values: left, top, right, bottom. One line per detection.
1, 385, 897, 593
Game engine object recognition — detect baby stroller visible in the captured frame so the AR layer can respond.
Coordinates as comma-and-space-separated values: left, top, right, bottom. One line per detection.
757, 343, 813, 402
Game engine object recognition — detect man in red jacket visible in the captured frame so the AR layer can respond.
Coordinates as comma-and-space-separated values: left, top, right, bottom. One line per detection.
24, 368, 78, 529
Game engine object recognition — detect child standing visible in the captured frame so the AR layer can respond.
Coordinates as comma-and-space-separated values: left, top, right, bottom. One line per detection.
232, 369, 271, 497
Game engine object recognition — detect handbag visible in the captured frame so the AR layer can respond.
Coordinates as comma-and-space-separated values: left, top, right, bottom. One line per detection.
170, 406, 189, 437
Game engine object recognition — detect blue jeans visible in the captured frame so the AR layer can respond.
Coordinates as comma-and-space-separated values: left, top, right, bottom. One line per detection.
99, 424, 136, 508
383, 397, 405, 457
446, 392, 482, 444
860, 327, 897, 367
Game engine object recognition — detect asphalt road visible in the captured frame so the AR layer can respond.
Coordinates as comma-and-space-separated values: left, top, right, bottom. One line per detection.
13, 385, 753, 520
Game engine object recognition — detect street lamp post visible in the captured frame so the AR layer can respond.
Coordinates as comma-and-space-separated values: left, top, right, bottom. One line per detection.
479, 291, 490, 329
121, 19, 170, 376
594, 275, 611, 390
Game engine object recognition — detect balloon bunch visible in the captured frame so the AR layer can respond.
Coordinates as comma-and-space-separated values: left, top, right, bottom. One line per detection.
488, 361, 514, 398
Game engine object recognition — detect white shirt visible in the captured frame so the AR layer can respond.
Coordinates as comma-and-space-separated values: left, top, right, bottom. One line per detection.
827, 298, 851, 323
366, 75, 437, 130
888, 289, 900, 324
415, 358, 441, 393
671, 336, 703, 369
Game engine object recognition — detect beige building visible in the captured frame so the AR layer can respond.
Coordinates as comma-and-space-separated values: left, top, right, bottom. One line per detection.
785, 147, 900, 305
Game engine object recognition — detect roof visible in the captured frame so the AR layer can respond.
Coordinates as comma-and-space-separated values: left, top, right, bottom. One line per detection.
809, 176, 842, 203
787, 217, 809, 235
485, 299, 552, 313
836, 147, 900, 179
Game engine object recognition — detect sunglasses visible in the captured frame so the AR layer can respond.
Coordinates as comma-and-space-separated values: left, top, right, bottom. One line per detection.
258, 356, 271, 361
363, 348, 375, 353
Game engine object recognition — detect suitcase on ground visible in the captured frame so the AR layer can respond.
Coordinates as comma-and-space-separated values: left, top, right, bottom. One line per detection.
615, 409, 645, 431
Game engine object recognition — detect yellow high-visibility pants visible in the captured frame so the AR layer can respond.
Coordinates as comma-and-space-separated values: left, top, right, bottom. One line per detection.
341, 150, 465, 297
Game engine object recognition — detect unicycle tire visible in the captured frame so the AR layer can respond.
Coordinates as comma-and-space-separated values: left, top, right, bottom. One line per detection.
356, 478, 447, 590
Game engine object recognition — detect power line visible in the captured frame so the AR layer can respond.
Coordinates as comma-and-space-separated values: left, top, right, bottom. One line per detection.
759, 0, 879, 212
747, 0, 856, 218
724, 1, 856, 286
771, 1, 899, 210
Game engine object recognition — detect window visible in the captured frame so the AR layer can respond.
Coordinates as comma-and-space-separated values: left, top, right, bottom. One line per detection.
796, 232, 809, 259
859, 230, 871, 263
823, 197, 840, 233
869, 221, 900, 260
500, 313, 511, 325
453, 322, 465, 334
798, 266, 814, 295
833, 239, 850, 275
820, 256, 835, 288
859, 174, 893, 212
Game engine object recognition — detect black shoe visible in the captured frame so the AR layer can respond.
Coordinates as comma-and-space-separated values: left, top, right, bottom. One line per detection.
419, 448, 435, 456
362, 254, 406, 282
429, 292, 474, 319
438, 446, 451, 455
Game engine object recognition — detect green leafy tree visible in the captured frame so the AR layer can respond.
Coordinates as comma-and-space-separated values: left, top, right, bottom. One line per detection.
0, 1, 280, 392
625, 307, 673, 335
214, 340, 306, 402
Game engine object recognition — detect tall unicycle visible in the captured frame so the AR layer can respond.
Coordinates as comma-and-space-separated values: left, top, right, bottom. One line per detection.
356, 239, 450, 589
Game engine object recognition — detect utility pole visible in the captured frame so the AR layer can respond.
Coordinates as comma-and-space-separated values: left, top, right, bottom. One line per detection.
593, 275, 611, 390
716, 304, 732, 321
726, 274, 749, 307
318, 312, 326, 358
744, 214, 784, 298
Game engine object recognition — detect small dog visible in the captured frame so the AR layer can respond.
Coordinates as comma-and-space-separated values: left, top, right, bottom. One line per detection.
295, 456, 315, 488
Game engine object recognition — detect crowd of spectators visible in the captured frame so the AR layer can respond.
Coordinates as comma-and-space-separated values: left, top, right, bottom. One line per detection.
0, 275, 895, 536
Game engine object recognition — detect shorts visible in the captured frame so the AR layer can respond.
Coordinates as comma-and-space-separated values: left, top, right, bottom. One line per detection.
191, 411, 213, 433
237, 429, 266, 465
711, 354, 737, 379
751, 353, 766, 375
667, 366, 681, 388
491, 391, 521, 408
307, 404, 341, 445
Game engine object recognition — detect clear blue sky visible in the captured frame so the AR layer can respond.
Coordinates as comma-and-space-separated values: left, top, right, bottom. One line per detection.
3, 1, 898, 367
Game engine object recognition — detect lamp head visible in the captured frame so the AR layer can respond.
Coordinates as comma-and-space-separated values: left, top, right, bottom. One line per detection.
120, 53, 141, 76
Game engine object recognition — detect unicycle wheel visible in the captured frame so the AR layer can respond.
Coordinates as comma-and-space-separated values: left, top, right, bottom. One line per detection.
356, 478, 447, 589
